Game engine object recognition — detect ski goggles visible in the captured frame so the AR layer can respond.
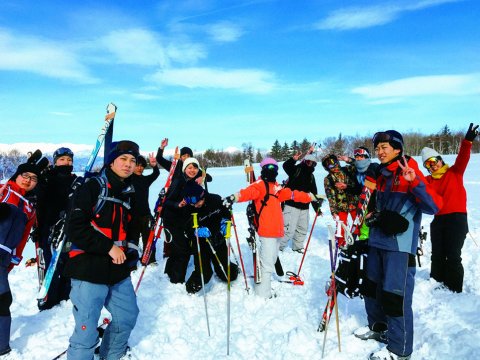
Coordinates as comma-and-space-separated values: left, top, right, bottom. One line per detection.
53, 147, 74, 159
353, 148, 369, 158
423, 156, 441, 169
372, 132, 404, 148
264, 164, 278, 171
323, 157, 338, 169
20, 173, 38, 183
184, 194, 204, 205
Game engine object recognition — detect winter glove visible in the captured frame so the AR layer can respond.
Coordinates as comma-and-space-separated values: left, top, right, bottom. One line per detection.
222, 194, 238, 210
219, 218, 229, 236
376, 210, 409, 235
465, 123, 479, 142
309, 193, 325, 205
196, 227, 211, 238
0, 203, 11, 220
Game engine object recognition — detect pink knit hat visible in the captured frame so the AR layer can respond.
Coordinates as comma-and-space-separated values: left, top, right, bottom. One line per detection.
260, 157, 278, 168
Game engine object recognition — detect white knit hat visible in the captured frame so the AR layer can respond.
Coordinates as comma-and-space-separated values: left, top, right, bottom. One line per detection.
420, 147, 440, 164
182, 157, 200, 172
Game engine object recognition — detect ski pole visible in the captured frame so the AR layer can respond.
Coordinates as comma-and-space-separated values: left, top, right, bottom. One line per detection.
288, 206, 322, 285
205, 238, 227, 279
230, 213, 250, 293
224, 220, 232, 355
192, 213, 211, 336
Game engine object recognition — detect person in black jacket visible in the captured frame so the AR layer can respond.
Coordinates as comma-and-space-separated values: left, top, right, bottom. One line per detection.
64, 141, 140, 360
182, 182, 238, 294
279, 152, 320, 253
163, 157, 203, 284
127, 154, 160, 265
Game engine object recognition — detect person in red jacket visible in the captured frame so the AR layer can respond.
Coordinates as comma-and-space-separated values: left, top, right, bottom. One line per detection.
420, 122, 479, 293
0, 160, 42, 356
222, 158, 322, 298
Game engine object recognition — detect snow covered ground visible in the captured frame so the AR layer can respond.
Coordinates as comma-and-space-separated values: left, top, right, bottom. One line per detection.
6, 154, 480, 359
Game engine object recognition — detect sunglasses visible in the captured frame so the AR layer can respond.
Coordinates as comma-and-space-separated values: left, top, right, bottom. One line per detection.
53, 147, 74, 159
372, 132, 404, 147
424, 156, 440, 169
354, 148, 369, 158
21, 173, 38, 183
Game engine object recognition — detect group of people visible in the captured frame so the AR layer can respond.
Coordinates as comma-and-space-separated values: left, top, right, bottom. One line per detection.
0, 122, 477, 359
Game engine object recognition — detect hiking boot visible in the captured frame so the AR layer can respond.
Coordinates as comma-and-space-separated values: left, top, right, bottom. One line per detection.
369, 347, 411, 360
354, 325, 387, 344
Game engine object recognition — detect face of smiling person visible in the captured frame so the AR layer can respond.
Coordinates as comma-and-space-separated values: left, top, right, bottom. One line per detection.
16, 172, 38, 192
110, 154, 136, 179
184, 164, 199, 179
375, 142, 401, 164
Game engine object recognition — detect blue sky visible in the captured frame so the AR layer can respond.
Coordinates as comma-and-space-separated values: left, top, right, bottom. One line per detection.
1, 0, 479, 153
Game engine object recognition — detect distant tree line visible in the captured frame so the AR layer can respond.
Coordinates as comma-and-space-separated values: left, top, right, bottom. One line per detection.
1, 125, 478, 179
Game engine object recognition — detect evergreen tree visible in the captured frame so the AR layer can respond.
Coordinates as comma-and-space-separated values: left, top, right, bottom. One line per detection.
255, 149, 262, 163
270, 140, 282, 160
300, 138, 310, 153
281, 142, 291, 160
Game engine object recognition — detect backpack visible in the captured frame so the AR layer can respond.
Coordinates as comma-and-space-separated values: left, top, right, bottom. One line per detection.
246, 179, 270, 232
334, 241, 368, 299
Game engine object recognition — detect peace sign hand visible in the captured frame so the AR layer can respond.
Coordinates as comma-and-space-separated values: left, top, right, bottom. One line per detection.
398, 156, 416, 182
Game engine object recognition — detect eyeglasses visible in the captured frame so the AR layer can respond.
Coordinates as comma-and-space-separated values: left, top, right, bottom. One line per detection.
53, 147, 74, 159
372, 132, 404, 148
424, 156, 440, 169
304, 160, 316, 167
354, 148, 370, 158
20, 173, 38, 183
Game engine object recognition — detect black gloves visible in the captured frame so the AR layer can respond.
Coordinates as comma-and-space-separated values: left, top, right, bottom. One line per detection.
367, 210, 409, 235
465, 123, 479, 142
222, 194, 237, 210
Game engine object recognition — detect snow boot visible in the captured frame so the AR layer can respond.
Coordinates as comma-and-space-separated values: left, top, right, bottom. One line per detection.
354, 323, 387, 344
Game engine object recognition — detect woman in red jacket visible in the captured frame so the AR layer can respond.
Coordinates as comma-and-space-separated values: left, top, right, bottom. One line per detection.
420, 123, 478, 293
223, 158, 320, 298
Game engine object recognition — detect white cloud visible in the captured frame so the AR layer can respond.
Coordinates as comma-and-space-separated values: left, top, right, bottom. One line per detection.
98, 28, 206, 67
206, 21, 244, 42
352, 73, 480, 99
315, 0, 462, 30
148, 67, 276, 94
0, 29, 97, 83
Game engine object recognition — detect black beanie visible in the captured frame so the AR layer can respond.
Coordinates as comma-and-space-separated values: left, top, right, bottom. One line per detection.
183, 181, 206, 204
180, 147, 193, 157
136, 156, 147, 167
106, 140, 140, 165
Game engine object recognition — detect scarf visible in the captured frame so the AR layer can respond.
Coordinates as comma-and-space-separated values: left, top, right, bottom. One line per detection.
431, 164, 449, 179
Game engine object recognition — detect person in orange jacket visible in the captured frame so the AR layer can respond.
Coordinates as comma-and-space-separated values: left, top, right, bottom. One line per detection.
222, 157, 322, 298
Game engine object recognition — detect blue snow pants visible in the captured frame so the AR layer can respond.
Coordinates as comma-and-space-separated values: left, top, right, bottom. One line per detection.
364, 247, 415, 357
67, 277, 139, 360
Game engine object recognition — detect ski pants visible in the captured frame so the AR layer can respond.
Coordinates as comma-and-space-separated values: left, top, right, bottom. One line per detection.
255, 236, 281, 299
67, 277, 139, 360
0, 265, 12, 353
364, 247, 415, 358
164, 225, 192, 284
430, 213, 468, 293
187, 237, 238, 288
280, 205, 309, 251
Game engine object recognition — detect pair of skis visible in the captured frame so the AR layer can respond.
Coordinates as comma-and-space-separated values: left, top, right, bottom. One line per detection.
134, 147, 180, 292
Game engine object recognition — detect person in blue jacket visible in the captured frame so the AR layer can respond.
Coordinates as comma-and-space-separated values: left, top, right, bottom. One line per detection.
355, 130, 443, 360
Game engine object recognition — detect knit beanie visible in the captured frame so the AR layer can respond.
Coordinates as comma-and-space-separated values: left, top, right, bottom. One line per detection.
106, 140, 140, 165
421, 147, 441, 165
182, 157, 200, 172
180, 147, 193, 158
